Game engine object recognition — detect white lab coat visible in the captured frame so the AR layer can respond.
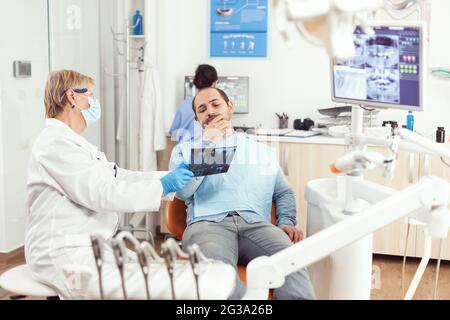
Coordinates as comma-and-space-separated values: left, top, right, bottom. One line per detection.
139, 66, 166, 171
116, 67, 167, 171
24, 118, 165, 299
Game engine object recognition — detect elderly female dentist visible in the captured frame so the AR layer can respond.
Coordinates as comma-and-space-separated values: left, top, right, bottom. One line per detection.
25, 70, 193, 299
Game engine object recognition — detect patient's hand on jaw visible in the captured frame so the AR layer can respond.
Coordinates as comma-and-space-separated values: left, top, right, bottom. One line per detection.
281, 226, 303, 244
202, 114, 232, 143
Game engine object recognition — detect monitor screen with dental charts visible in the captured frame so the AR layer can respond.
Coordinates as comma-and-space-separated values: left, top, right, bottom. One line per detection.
331, 23, 425, 111
184, 76, 250, 114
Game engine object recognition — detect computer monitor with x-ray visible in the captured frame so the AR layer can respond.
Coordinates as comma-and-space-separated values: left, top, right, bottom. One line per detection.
184, 76, 250, 114
331, 24, 424, 111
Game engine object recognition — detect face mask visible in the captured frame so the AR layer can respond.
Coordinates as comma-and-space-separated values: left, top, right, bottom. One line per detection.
80, 96, 101, 127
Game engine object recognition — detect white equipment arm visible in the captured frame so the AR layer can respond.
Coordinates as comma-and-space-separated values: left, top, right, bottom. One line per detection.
399, 128, 450, 159
244, 131, 450, 300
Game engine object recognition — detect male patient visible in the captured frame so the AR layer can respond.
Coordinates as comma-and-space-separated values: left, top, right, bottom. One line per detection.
169, 87, 315, 300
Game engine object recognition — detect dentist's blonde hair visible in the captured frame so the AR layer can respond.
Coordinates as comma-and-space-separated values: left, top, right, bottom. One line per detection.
44, 69, 94, 118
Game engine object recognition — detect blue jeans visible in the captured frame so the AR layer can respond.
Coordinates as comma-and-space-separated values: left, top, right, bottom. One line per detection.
182, 214, 316, 300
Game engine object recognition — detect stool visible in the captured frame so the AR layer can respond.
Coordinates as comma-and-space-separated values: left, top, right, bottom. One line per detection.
0, 264, 58, 299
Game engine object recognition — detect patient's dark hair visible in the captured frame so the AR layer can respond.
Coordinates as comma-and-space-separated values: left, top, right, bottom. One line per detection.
193, 64, 218, 90
192, 87, 230, 114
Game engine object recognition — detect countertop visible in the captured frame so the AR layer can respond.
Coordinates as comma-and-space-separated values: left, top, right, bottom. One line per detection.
166, 132, 450, 148
165, 132, 346, 145
252, 134, 347, 145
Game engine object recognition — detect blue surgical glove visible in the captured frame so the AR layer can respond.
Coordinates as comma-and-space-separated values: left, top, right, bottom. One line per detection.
160, 163, 194, 196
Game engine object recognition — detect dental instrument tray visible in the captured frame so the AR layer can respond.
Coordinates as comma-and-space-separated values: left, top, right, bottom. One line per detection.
318, 106, 353, 117
318, 106, 380, 117
189, 146, 237, 177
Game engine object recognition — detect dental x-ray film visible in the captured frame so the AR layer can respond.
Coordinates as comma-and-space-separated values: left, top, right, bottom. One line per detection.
189, 146, 237, 177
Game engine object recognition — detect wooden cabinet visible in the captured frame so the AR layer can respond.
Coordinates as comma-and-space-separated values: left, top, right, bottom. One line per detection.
363, 147, 420, 257
279, 142, 347, 232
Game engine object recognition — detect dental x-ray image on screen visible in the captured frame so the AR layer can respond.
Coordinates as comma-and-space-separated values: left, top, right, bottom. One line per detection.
331, 25, 423, 110
184, 76, 249, 114
189, 146, 237, 177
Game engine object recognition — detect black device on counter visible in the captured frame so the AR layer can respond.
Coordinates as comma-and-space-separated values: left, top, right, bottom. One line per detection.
189, 146, 237, 177
436, 127, 446, 143
233, 126, 256, 134
382, 121, 399, 128
294, 118, 315, 131
382, 121, 399, 135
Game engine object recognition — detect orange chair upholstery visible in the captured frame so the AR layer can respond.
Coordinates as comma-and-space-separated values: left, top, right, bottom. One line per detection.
165, 197, 277, 240
165, 198, 277, 286
165, 197, 190, 241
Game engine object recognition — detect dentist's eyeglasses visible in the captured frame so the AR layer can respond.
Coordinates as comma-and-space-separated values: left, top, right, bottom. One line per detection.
60, 88, 95, 100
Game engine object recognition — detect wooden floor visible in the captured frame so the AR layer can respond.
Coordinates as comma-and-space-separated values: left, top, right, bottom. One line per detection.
371, 255, 450, 300
1, 253, 449, 300
0, 252, 29, 300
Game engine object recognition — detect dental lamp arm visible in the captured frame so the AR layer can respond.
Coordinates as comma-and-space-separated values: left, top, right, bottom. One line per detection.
333, 0, 384, 13
284, 0, 331, 20
358, 129, 450, 159
243, 176, 449, 299
399, 128, 450, 160
283, 0, 382, 20
358, 136, 436, 155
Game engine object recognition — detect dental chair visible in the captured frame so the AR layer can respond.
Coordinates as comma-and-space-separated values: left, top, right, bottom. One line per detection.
165, 197, 277, 285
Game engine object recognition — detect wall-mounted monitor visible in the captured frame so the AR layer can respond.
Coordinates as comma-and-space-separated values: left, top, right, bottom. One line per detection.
331, 24, 425, 111
184, 76, 250, 114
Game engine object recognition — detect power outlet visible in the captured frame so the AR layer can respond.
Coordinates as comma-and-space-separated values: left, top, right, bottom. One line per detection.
13, 61, 32, 78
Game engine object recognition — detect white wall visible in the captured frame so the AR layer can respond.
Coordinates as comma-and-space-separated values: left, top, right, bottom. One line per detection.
152, 0, 450, 137
99, 0, 118, 162
0, 82, 4, 252
0, 0, 49, 253
48, 0, 102, 147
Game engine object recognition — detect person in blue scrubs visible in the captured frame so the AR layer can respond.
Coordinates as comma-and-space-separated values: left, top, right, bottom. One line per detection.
169, 64, 219, 143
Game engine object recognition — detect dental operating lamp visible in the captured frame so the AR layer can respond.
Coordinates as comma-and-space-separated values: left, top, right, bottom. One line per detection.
274, 0, 384, 60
